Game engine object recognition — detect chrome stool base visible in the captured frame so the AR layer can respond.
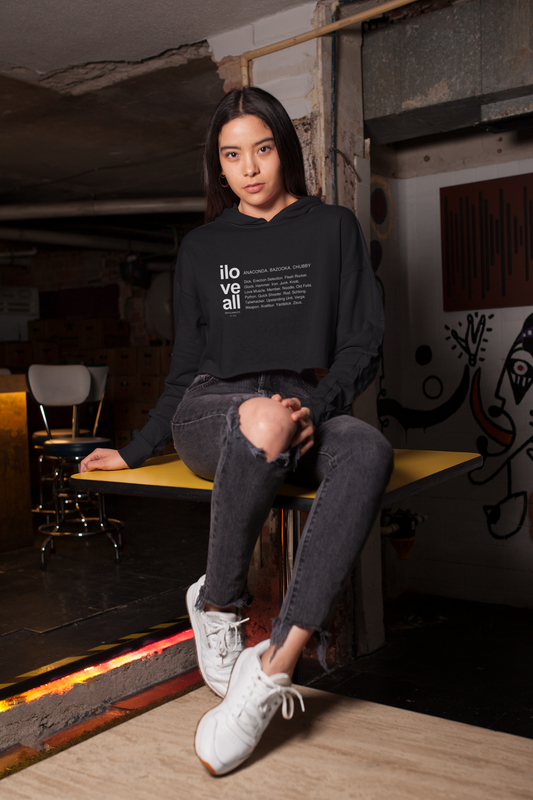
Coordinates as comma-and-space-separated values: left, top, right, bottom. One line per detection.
37, 446, 124, 570
39, 517, 123, 569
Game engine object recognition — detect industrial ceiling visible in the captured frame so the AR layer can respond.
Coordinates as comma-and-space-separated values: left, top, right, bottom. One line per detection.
0, 0, 316, 206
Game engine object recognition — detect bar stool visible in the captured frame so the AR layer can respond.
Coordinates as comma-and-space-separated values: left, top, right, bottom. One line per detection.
30, 365, 111, 517
30, 367, 91, 517
26, 364, 123, 568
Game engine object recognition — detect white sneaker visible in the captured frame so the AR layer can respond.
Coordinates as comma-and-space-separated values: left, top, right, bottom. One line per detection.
194, 639, 305, 776
186, 575, 248, 698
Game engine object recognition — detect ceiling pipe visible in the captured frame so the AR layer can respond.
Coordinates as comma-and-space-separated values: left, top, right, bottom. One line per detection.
0, 197, 206, 221
0, 248, 37, 258
239, 0, 418, 86
0, 227, 173, 253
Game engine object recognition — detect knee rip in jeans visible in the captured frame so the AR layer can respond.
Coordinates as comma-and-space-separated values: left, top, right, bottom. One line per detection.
226, 404, 299, 470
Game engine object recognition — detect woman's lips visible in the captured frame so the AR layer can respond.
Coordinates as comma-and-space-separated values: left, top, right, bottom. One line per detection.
244, 183, 264, 193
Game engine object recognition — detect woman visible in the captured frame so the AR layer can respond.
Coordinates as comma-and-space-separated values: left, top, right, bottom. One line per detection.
81, 86, 393, 776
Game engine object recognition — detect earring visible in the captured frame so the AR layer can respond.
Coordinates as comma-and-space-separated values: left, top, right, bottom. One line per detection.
219, 173, 229, 188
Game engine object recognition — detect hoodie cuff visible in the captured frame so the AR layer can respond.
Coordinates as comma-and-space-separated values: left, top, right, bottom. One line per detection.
118, 436, 153, 469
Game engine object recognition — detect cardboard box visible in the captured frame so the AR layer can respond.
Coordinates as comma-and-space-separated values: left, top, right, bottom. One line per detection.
133, 402, 152, 430
104, 333, 130, 348
137, 346, 160, 375
59, 346, 95, 365
112, 403, 138, 431
159, 345, 173, 375
78, 319, 130, 349
32, 341, 60, 364
27, 320, 49, 341
114, 429, 132, 449
45, 320, 80, 347
136, 375, 160, 404
94, 348, 114, 371
103, 319, 130, 348
110, 375, 137, 403
5, 342, 33, 371
78, 320, 104, 348
113, 347, 136, 376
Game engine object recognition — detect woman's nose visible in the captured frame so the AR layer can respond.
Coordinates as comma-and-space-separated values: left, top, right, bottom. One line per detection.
243, 154, 258, 176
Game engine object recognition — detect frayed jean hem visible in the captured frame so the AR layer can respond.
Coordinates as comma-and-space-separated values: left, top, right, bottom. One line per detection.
195, 581, 250, 612
270, 617, 332, 672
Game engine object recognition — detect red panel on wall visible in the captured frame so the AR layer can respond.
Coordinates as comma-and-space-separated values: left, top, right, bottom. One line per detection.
440, 173, 533, 311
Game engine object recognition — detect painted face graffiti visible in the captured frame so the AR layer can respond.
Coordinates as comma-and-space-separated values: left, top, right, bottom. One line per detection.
503, 314, 533, 405
379, 309, 533, 541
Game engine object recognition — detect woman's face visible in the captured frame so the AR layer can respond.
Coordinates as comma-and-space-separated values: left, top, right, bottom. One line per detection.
218, 115, 287, 218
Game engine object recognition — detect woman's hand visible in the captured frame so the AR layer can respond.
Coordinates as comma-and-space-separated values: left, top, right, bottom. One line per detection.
271, 394, 315, 456
80, 448, 128, 473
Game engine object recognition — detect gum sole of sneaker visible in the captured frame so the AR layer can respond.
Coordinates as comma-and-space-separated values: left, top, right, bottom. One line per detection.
194, 711, 252, 777
194, 716, 220, 777
197, 755, 217, 776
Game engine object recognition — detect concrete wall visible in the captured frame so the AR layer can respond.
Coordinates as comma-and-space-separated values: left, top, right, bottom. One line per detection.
363, 0, 533, 144
208, 2, 324, 198
377, 135, 533, 609
208, 2, 318, 121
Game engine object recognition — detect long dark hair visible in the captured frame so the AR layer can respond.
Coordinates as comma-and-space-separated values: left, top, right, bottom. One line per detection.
203, 87, 308, 223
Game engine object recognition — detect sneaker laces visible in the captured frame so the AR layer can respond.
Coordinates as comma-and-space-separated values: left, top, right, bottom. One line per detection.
206, 614, 249, 659
235, 670, 305, 736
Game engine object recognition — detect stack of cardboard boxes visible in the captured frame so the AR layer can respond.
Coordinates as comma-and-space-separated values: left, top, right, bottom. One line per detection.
0, 319, 172, 448
109, 345, 172, 449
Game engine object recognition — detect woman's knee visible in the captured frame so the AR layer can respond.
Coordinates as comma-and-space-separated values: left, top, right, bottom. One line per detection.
329, 416, 393, 474
238, 397, 297, 462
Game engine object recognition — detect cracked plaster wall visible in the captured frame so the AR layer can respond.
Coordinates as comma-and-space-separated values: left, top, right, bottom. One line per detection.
0, 42, 211, 96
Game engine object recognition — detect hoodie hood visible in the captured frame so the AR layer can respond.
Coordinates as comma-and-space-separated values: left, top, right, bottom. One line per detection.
216, 196, 323, 227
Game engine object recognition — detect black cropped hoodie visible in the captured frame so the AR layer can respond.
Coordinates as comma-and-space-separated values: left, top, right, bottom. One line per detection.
119, 196, 384, 468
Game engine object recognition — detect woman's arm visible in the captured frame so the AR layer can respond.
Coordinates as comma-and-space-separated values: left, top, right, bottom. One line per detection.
83, 243, 205, 471
80, 448, 127, 472
119, 247, 205, 469
305, 211, 384, 426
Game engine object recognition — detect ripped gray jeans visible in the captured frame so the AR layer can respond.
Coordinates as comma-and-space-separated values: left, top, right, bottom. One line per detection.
171, 370, 393, 666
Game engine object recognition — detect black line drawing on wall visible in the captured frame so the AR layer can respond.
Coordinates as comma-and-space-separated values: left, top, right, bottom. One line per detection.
468, 313, 533, 539
375, 171, 533, 542
377, 311, 533, 540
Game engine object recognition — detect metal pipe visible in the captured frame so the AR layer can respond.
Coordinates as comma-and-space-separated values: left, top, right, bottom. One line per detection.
331, 4, 338, 205
239, 0, 417, 86
0, 248, 37, 258
0, 197, 206, 222
0, 227, 172, 253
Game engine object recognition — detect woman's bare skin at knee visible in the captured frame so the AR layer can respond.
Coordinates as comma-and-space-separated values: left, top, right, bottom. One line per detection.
239, 395, 315, 462
238, 396, 298, 462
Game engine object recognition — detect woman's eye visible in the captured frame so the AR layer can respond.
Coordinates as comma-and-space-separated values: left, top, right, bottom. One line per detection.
225, 151, 238, 159
259, 146, 270, 154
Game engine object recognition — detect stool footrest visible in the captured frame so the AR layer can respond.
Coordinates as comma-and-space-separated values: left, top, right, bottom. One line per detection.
38, 518, 123, 537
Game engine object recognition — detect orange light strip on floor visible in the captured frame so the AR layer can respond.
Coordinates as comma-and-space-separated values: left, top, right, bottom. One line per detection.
0, 628, 194, 712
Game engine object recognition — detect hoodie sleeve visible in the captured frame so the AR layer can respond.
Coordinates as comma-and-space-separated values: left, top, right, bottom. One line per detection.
305, 211, 384, 427
118, 245, 205, 469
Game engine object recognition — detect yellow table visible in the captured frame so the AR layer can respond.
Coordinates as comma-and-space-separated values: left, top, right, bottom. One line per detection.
72, 449, 482, 510
72, 448, 481, 663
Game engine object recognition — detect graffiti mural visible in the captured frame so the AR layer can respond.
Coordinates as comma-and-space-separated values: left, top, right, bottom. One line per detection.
468, 313, 533, 539
377, 311, 533, 540
373, 172, 533, 544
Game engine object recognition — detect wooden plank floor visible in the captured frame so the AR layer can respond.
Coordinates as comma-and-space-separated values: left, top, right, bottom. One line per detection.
2, 686, 532, 799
